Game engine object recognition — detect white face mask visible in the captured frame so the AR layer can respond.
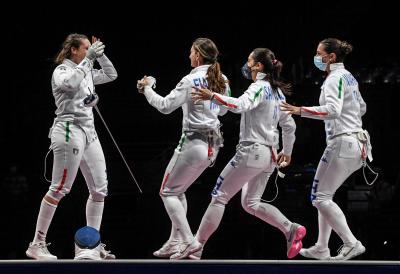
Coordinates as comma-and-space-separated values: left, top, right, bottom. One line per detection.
314, 55, 327, 71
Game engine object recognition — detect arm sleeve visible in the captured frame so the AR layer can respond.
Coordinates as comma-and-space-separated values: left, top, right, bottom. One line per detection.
52, 58, 92, 92
143, 77, 190, 114
301, 76, 344, 120
217, 83, 231, 116
278, 98, 296, 156
92, 54, 118, 85
212, 83, 264, 114
359, 93, 367, 116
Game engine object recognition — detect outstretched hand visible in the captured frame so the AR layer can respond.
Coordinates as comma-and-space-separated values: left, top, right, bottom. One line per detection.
137, 76, 156, 93
191, 86, 214, 104
280, 102, 301, 115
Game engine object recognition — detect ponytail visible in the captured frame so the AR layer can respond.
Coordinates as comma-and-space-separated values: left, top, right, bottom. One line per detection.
207, 62, 227, 94
252, 48, 292, 96
270, 60, 292, 95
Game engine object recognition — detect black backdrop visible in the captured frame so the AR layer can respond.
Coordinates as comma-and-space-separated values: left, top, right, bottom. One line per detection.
1, 1, 399, 260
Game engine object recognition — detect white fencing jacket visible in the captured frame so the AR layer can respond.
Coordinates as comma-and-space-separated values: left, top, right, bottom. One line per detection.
143, 65, 230, 132
51, 55, 118, 142
210, 73, 296, 156
300, 63, 366, 140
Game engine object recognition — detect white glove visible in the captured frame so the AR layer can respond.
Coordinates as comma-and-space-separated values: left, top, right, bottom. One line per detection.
146, 76, 156, 88
86, 41, 105, 61
137, 76, 156, 93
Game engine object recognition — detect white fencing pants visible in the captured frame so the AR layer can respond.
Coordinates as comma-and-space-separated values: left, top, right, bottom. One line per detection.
196, 142, 292, 245
311, 134, 363, 246
160, 132, 220, 243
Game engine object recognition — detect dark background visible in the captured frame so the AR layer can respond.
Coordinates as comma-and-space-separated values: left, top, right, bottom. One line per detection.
1, 1, 399, 260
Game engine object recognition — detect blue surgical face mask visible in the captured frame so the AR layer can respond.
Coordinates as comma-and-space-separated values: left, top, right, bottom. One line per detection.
314, 55, 327, 71
241, 63, 254, 80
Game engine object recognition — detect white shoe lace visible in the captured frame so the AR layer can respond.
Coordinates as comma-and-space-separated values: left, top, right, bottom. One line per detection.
35, 242, 52, 254
336, 244, 352, 257
336, 244, 344, 255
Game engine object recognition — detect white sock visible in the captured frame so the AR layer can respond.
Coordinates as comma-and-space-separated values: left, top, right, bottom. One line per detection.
86, 198, 104, 231
317, 200, 357, 245
316, 212, 332, 249
252, 202, 292, 236
196, 202, 225, 245
168, 194, 188, 243
162, 196, 193, 243
33, 199, 57, 244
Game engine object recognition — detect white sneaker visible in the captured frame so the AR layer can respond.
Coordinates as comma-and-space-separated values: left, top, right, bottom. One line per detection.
99, 243, 116, 259
74, 244, 102, 260
188, 248, 203, 260
26, 242, 57, 260
330, 241, 366, 261
300, 244, 331, 260
153, 240, 181, 258
170, 239, 203, 260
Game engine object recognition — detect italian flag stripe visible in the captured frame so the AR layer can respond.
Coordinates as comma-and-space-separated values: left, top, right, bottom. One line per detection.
65, 122, 70, 142
253, 87, 263, 102
338, 78, 343, 99
214, 94, 238, 109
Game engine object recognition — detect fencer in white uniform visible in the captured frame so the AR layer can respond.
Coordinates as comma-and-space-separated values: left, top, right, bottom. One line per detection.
172, 48, 306, 260
26, 34, 117, 260
137, 38, 230, 259
281, 38, 371, 260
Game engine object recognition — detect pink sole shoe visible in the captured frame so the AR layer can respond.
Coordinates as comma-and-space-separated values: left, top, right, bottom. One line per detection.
287, 225, 307, 259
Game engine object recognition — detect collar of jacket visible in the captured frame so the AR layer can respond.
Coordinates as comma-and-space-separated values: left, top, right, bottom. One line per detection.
190, 64, 211, 74
63, 59, 78, 68
329, 62, 345, 71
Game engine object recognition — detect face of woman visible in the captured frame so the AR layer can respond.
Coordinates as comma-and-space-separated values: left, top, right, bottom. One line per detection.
316, 43, 330, 63
71, 38, 91, 64
189, 46, 201, 68
247, 52, 262, 81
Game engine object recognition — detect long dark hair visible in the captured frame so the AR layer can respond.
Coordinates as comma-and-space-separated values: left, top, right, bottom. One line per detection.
54, 33, 88, 64
192, 38, 227, 94
252, 48, 291, 95
320, 38, 353, 62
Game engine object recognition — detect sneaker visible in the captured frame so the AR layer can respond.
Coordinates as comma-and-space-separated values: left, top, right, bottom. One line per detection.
74, 244, 102, 260
26, 242, 57, 260
153, 240, 181, 258
99, 243, 116, 259
286, 223, 307, 259
299, 244, 331, 260
330, 241, 365, 261
188, 247, 203, 260
170, 240, 203, 260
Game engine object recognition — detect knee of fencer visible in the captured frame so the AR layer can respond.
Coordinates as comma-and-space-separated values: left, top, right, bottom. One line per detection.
45, 190, 65, 205
89, 190, 107, 202
159, 189, 184, 197
88, 193, 105, 202
210, 196, 227, 208
312, 193, 333, 210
